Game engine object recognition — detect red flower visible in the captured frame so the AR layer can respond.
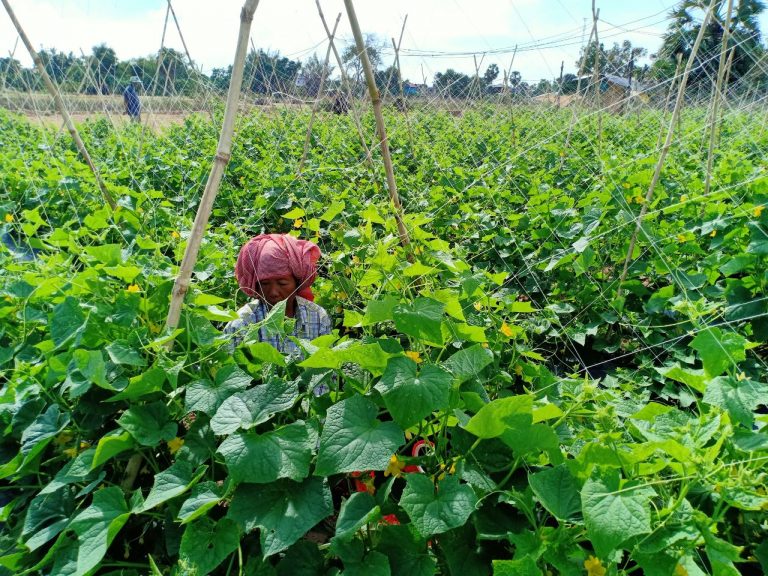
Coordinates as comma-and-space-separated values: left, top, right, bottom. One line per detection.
381, 514, 400, 525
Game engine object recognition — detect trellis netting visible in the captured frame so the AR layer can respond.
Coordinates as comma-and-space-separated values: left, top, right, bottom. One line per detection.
1, 0, 767, 574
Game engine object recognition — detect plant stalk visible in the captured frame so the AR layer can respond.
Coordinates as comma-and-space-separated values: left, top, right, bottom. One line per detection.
618, 0, 717, 291
165, 0, 260, 335
1, 0, 116, 210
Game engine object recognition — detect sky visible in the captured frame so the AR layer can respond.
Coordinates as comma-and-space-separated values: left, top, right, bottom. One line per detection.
2, 0, 766, 85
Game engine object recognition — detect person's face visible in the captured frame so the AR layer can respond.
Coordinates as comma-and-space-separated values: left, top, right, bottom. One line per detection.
257, 275, 298, 306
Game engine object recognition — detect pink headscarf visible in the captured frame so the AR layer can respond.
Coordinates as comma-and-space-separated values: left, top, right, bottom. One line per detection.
235, 234, 321, 301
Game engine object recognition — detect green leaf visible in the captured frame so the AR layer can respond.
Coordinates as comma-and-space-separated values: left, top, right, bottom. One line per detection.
400, 475, 477, 537
227, 478, 332, 557
492, 557, 542, 576
582, 468, 655, 556
364, 295, 400, 324
185, 364, 252, 416
218, 422, 312, 483
320, 200, 345, 221
69, 487, 131, 576
138, 460, 205, 512
83, 244, 122, 265
105, 340, 146, 367
248, 341, 286, 366
377, 525, 436, 576
23, 487, 74, 549
393, 297, 446, 346
117, 401, 177, 446
108, 366, 166, 402
464, 395, 533, 439
20, 404, 70, 463
375, 357, 452, 428
92, 430, 135, 468
210, 378, 298, 435
690, 327, 747, 377
508, 301, 536, 313
315, 395, 404, 476
179, 517, 240, 575
442, 345, 494, 384
178, 480, 228, 524
51, 297, 86, 348
104, 265, 142, 283
655, 364, 707, 393
529, 464, 582, 521
703, 376, 768, 427
335, 492, 381, 541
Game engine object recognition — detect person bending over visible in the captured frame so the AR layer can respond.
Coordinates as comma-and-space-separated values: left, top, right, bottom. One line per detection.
224, 234, 331, 353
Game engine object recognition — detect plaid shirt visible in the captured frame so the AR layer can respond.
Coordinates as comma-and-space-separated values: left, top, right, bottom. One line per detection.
223, 296, 332, 355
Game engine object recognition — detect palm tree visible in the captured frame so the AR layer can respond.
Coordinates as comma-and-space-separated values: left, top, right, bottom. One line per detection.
657, 0, 765, 88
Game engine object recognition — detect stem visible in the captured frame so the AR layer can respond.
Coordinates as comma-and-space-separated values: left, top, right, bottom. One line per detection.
2, 0, 116, 210
165, 0, 260, 336
618, 0, 717, 292
343, 0, 412, 252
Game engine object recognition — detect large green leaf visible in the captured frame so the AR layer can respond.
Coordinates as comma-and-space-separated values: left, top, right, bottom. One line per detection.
377, 524, 437, 576
393, 297, 446, 346
375, 357, 452, 428
463, 395, 533, 439
105, 340, 146, 367
315, 395, 404, 476
529, 464, 582, 521
117, 401, 177, 446
185, 364, 252, 416
227, 478, 332, 557
179, 517, 240, 575
210, 378, 298, 435
335, 492, 381, 541
400, 474, 477, 537
20, 404, 70, 464
108, 366, 166, 402
51, 297, 86, 348
703, 376, 768, 428
138, 460, 206, 512
442, 345, 494, 384
92, 430, 135, 468
178, 480, 229, 524
690, 327, 747, 377
217, 422, 312, 483
68, 487, 131, 576
582, 468, 655, 556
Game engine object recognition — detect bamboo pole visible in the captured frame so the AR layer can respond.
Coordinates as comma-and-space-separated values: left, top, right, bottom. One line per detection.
391, 16, 414, 152
298, 13, 341, 175
618, 0, 716, 291
656, 53, 683, 151
704, 0, 734, 197
315, 0, 374, 168
165, 0, 260, 333
343, 0, 411, 250
1, 0, 116, 210
556, 61, 564, 109
591, 0, 602, 154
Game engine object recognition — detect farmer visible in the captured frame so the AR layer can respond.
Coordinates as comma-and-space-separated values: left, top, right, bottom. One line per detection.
223, 233, 331, 354
123, 76, 142, 123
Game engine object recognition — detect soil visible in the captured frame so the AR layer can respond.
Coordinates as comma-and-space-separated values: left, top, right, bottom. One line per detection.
22, 111, 194, 130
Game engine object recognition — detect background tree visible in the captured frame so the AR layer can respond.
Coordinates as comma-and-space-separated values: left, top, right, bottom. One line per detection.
91, 44, 117, 93
342, 33, 385, 92
483, 63, 499, 86
300, 54, 334, 97
434, 68, 472, 98
577, 39, 647, 77
654, 0, 766, 88
243, 49, 301, 95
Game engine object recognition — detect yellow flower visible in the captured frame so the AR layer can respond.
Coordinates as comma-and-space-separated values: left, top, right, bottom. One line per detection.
167, 437, 184, 455
514, 364, 523, 376
737, 372, 746, 381
674, 564, 688, 576
436, 462, 457, 481
676, 234, 687, 243
405, 350, 422, 364
754, 205, 765, 218
126, 284, 141, 293
584, 555, 606, 576
622, 182, 630, 189
293, 218, 304, 228
63, 447, 78, 458
473, 301, 483, 311
352, 255, 360, 265
710, 230, 717, 238
634, 195, 645, 204
414, 246, 423, 255
4, 214, 13, 223
500, 322, 514, 338
55, 432, 74, 446
171, 230, 180, 239
482, 342, 489, 348
384, 454, 406, 478
680, 194, 689, 203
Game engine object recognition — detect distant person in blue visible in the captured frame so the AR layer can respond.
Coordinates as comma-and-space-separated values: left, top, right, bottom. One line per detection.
123, 76, 142, 123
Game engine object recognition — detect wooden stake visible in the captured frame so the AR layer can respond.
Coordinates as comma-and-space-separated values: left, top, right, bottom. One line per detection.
298, 13, 341, 175
618, 0, 717, 291
343, 0, 411, 250
556, 60, 564, 109
166, 0, 260, 334
704, 0, 733, 197
591, 1, 602, 153
656, 52, 683, 151
1, 0, 116, 210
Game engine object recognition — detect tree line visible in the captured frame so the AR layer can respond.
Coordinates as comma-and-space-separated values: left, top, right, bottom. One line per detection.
0, 0, 765, 99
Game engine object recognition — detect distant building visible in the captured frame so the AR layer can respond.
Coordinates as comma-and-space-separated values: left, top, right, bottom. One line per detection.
578, 74, 648, 110
403, 82, 427, 96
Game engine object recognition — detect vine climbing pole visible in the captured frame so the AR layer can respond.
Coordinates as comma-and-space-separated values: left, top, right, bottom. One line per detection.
1, 0, 117, 210
343, 0, 411, 251
618, 0, 717, 291
165, 0, 260, 335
